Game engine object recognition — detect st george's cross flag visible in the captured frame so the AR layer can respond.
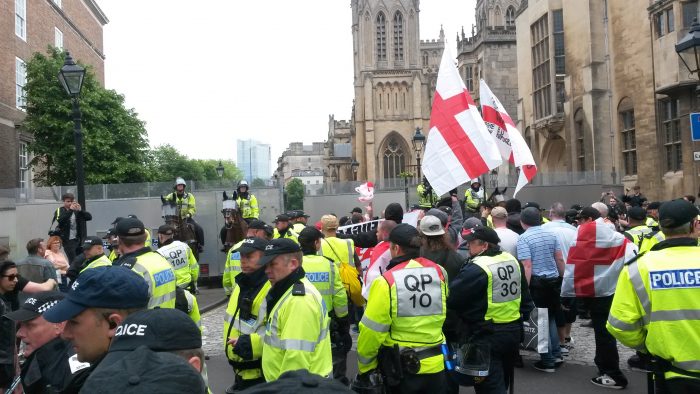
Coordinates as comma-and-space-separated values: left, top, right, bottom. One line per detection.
561, 220, 638, 298
480, 79, 537, 197
422, 47, 502, 196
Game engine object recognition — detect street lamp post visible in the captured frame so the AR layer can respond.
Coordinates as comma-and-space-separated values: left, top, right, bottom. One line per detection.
676, 18, 700, 197
216, 161, 225, 186
351, 159, 359, 181
58, 52, 86, 237
412, 127, 426, 180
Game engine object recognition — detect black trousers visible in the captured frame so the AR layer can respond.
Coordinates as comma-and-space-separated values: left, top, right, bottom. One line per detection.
662, 378, 700, 394
64, 238, 80, 265
474, 329, 519, 394
581, 296, 625, 379
387, 370, 447, 394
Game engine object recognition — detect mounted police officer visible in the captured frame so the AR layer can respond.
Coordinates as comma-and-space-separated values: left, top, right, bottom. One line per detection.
164, 178, 205, 252
607, 199, 700, 393
446, 226, 532, 394
355, 223, 448, 393
234, 180, 259, 223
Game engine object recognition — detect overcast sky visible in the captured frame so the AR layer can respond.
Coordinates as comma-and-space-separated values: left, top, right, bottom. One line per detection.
98, 1, 476, 167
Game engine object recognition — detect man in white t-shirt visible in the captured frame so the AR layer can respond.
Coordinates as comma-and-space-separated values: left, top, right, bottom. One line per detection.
491, 207, 519, 256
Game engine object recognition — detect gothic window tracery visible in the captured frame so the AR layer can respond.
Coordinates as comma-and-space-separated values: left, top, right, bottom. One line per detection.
376, 12, 387, 62
394, 11, 404, 61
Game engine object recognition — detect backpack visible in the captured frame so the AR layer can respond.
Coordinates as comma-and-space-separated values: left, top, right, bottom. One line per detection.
323, 239, 366, 307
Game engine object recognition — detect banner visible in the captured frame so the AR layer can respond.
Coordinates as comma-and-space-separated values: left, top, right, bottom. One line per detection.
336, 219, 383, 235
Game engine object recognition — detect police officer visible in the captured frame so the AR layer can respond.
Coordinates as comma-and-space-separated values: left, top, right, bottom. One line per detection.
645, 201, 661, 230
465, 180, 484, 218
223, 237, 270, 392
290, 211, 309, 234
156, 225, 199, 292
111, 216, 152, 249
164, 178, 205, 250
298, 227, 350, 385
623, 207, 652, 249
272, 214, 299, 243
103, 229, 119, 261
234, 180, 259, 223
259, 238, 332, 381
607, 199, 700, 393
223, 220, 272, 296
5, 291, 90, 394
79, 236, 112, 273
447, 227, 532, 393
112, 218, 177, 309
356, 223, 448, 393
417, 177, 439, 210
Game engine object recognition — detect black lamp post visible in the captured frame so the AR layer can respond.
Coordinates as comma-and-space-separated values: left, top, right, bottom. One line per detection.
675, 18, 700, 96
351, 159, 359, 181
412, 127, 426, 179
58, 52, 86, 237
216, 161, 225, 186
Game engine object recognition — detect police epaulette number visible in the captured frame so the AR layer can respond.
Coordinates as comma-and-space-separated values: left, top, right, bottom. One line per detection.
292, 282, 306, 296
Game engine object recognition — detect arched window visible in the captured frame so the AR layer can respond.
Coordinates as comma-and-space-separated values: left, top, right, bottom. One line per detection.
618, 98, 636, 176
574, 108, 586, 171
394, 11, 404, 61
494, 6, 502, 26
506, 6, 516, 27
382, 135, 406, 187
376, 12, 387, 62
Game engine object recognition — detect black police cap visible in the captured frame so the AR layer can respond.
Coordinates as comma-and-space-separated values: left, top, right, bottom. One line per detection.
388, 223, 420, 248
238, 237, 269, 255
258, 238, 301, 266
463, 227, 501, 244
627, 207, 647, 221
659, 199, 699, 228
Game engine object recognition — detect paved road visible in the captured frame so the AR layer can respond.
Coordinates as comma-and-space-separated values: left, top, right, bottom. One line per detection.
200, 302, 648, 394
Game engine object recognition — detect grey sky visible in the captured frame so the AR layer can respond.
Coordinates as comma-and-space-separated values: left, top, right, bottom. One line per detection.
99, 1, 476, 167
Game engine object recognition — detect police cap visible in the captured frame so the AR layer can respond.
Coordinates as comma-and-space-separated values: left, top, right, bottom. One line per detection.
248, 220, 267, 230
82, 236, 103, 249
659, 199, 699, 228
298, 227, 324, 245
239, 237, 268, 255
106, 308, 201, 355
388, 223, 420, 248
463, 227, 501, 245
115, 217, 145, 237
627, 206, 647, 221
258, 238, 301, 266
157, 224, 174, 235
4, 291, 65, 322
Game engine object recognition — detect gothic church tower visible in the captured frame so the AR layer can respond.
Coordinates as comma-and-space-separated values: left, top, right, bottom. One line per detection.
351, 0, 444, 186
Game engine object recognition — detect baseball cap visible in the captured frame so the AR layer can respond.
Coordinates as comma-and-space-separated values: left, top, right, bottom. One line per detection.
659, 199, 699, 228
115, 217, 145, 237
426, 208, 448, 226
627, 207, 647, 221
258, 238, 301, 266
4, 291, 65, 322
491, 206, 508, 219
297, 210, 310, 218
298, 227, 324, 245
81, 346, 206, 394
286, 211, 300, 219
238, 237, 268, 255
247, 220, 267, 230
82, 236, 103, 249
462, 217, 483, 233
111, 217, 126, 225
321, 215, 339, 231
463, 227, 501, 245
241, 369, 354, 393
102, 309, 201, 368
102, 229, 116, 239
43, 266, 149, 323
419, 215, 445, 236
520, 207, 541, 226
274, 214, 290, 223
388, 223, 420, 248
157, 224, 174, 235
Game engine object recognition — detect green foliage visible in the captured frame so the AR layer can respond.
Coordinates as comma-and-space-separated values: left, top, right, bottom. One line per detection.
24, 47, 151, 186
251, 178, 267, 187
286, 178, 305, 210
148, 144, 243, 182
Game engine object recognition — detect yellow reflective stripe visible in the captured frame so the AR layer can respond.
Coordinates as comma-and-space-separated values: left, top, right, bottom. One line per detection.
607, 314, 643, 331
149, 290, 176, 308
264, 335, 319, 352
347, 240, 353, 265
335, 304, 348, 316
267, 283, 325, 352
360, 315, 390, 333
651, 309, 700, 322
627, 262, 651, 324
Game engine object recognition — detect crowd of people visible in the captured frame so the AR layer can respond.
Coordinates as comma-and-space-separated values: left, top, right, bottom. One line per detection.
1, 179, 700, 393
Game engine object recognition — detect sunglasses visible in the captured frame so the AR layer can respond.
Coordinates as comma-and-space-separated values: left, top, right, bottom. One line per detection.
2, 274, 19, 281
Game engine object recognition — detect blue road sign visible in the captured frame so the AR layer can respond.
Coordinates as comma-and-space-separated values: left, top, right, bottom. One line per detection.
691, 113, 700, 141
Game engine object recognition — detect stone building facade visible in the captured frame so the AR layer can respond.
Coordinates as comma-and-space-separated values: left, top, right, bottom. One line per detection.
275, 142, 326, 185
350, 0, 443, 188
516, 0, 700, 200
457, 0, 521, 187
0, 0, 107, 193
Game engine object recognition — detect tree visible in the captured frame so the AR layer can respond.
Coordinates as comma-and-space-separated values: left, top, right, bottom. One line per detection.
286, 178, 305, 210
251, 178, 267, 187
148, 144, 243, 183
24, 47, 151, 185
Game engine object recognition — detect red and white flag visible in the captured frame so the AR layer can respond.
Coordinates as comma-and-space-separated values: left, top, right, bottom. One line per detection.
561, 220, 638, 298
423, 48, 502, 196
479, 79, 537, 197
361, 241, 392, 300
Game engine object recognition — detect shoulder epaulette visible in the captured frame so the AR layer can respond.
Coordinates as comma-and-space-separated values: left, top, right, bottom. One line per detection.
292, 282, 305, 296
322, 256, 335, 264
625, 251, 645, 266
